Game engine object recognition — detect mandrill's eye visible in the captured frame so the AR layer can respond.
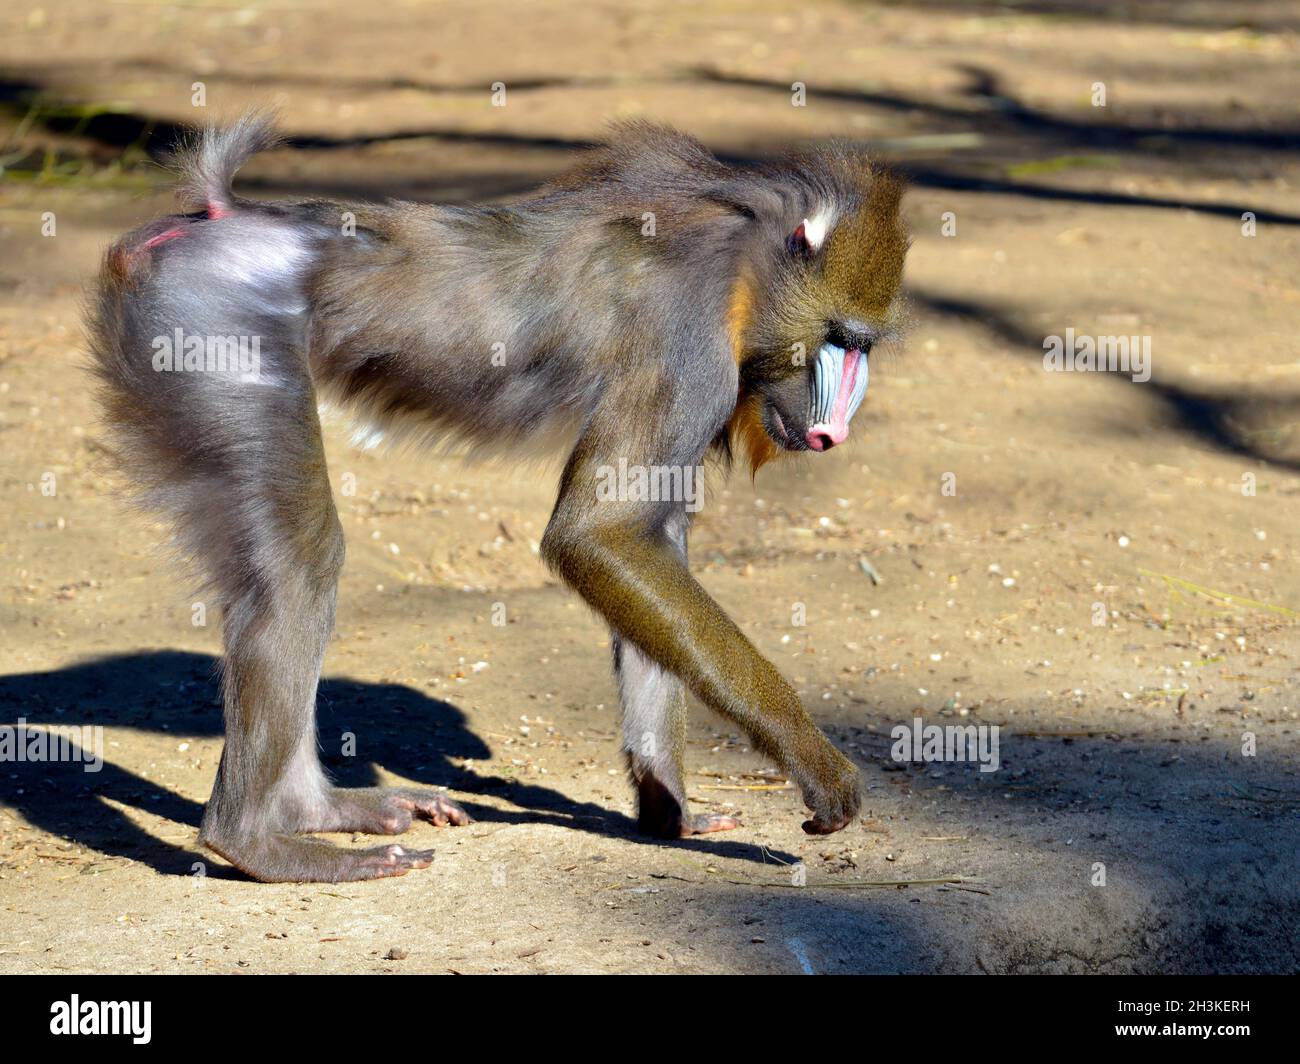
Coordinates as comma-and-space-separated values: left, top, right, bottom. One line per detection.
805, 342, 870, 451
825, 320, 875, 353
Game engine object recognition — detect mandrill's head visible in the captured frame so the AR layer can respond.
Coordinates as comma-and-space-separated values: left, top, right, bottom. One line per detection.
726, 152, 908, 473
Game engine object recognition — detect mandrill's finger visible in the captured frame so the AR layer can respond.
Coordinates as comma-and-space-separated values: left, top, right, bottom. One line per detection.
401, 792, 474, 827
387, 846, 435, 869
431, 797, 473, 826
801, 814, 853, 835
360, 844, 436, 878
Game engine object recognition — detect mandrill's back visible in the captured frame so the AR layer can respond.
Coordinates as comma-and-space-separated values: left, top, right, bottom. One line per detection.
91, 114, 762, 465
302, 126, 761, 455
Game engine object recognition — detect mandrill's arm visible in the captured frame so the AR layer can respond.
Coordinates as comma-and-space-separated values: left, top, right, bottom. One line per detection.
539, 375, 861, 834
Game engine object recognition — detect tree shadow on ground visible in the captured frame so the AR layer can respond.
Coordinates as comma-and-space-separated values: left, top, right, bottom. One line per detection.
876, 0, 1300, 34
4, 58, 1299, 222
914, 289, 1300, 473
695, 63, 1300, 157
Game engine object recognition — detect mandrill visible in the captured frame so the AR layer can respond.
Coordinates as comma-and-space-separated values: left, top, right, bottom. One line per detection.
88, 114, 909, 882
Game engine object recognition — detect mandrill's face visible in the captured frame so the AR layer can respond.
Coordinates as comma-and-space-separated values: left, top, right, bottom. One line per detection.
758, 318, 875, 454
734, 168, 908, 464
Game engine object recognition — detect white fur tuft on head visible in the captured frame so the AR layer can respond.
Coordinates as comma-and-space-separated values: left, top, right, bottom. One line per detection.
801, 210, 830, 251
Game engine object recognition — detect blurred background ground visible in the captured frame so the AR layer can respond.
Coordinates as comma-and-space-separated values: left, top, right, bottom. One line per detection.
0, 0, 1297, 973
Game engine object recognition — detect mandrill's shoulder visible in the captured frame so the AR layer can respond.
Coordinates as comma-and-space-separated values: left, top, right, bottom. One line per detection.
531, 123, 759, 240
541, 121, 730, 198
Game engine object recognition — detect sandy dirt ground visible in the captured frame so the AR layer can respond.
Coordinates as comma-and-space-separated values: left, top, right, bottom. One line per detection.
0, 0, 1298, 974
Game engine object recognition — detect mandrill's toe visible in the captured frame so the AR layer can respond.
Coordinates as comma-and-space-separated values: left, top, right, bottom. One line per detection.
681, 813, 743, 836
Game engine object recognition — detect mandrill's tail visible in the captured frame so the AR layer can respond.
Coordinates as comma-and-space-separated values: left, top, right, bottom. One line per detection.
173, 109, 281, 219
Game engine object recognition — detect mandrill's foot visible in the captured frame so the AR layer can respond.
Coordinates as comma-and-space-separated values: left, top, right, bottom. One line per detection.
302, 786, 473, 836
202, 832, 434, 884
634, 770, 741, 839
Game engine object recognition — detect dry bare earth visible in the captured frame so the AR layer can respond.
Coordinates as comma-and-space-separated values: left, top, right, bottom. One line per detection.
0, 0, 1297, 973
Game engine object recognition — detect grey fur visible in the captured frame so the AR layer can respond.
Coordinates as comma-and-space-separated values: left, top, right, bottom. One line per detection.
86, 113, 899, 879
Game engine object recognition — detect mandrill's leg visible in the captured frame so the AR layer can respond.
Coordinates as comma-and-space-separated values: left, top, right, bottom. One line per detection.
196, 404, 451, 883
612, 513, 740, 838
174, 343, 469, 882
614, 636, 742, 837
541, 389, 862, 838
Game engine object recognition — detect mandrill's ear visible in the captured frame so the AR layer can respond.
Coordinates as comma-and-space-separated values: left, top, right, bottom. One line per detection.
786, 213, 829, 258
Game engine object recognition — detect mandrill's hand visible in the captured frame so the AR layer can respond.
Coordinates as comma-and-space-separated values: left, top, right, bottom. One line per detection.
798, 745, 862, 835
